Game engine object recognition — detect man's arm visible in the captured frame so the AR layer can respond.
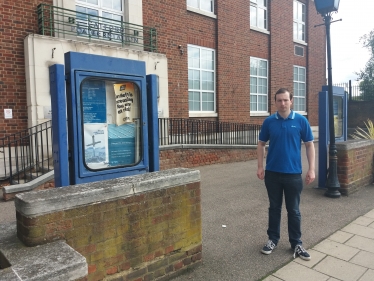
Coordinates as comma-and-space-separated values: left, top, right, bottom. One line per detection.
257, 141, 266, 180
304, 141, 316, 185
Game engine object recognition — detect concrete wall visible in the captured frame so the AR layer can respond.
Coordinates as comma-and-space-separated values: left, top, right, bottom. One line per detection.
24, 34, 169, 128
14, 168, 202, 281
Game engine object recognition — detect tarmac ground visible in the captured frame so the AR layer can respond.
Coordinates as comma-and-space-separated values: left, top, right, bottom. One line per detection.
1, 144, 374, 281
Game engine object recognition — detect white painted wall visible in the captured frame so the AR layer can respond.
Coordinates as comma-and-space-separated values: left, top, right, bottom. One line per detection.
24, 34, 169, 128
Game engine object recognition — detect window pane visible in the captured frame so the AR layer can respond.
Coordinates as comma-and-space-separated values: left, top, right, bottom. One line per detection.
250, 5, 257, 26
299, 68, 306, 81
202, 92, 214, 111
250, 59, 258, 75
293, 67, 298, 80
259, 60, 267, 76
187, 0, 199, 8
250, 77, 257, 92
113, 0, 122, 11
189, 91, 200, 111
250, 97, 257, 111
258, 8, 265, 29
102, 0, 112, 9
201, 0, 213, 12
87, 0, 98, 5
201, 49, 214, 70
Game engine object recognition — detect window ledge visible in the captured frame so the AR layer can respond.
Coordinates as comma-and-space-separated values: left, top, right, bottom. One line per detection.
250, 112, 270, 117
187, 6, 217, 19
250, 26, 270, 35
294, 111, 307, 115
189, 112, 218, 118
293, 40, 308, 46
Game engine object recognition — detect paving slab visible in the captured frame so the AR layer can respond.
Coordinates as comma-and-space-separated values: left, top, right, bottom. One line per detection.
342, 223, 374, 239
358, 269, 374, 281
313, 256, 367, 281
328, 230, 354, 244
350, 250, 374, 269
273, 261, 329, 281
313, 239, 360, 261
345, 235, 374, 253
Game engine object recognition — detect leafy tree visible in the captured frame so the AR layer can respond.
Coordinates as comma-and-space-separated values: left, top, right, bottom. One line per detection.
356, 30, 374, 100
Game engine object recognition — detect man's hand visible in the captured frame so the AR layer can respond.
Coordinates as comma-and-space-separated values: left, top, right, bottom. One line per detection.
257, 167, 265, 180
305, 169, 315, 185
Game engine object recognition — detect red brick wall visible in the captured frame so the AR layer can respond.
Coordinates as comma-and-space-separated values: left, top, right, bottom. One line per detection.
0, 0, 53, 138
159, 147, 258, 170
336, 140, 374, 195
142, 2, 216, 119
17, 181, 202, 281
143, 0, 325, 126
216, 1, 251, 123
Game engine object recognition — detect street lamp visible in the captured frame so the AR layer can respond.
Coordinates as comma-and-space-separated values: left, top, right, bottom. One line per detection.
314, 0, 341, 198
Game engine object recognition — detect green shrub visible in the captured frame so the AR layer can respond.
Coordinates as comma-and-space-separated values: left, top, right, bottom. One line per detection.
350, 119, 374, 140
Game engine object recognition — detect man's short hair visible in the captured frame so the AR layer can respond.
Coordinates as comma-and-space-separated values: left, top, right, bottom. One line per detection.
274, 88, 293, 101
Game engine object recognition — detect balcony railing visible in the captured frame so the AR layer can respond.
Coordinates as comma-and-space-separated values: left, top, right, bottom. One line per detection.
37, 3, 157, 52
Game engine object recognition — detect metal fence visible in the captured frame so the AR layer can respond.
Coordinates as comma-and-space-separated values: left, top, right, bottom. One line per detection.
37, 3, 157, 52
334, 80, 374, 101
158, 118, 261, 146
0, 121, 53, 185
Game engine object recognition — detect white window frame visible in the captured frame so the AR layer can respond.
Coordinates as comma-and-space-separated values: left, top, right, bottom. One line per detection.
187, 0, 214, 13
188, 45, 216, 113
250, 0, 268, 30
250, 57, 268, 113
76, 0, 124, 19
75, 0, 125, 41
293, 1, 306, 42
293, 65, 306, 112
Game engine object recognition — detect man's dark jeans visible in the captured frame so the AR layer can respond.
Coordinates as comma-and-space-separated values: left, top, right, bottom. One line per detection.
264, 170, 303, 248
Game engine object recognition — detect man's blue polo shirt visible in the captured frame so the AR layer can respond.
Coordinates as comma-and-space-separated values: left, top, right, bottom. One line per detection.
259, 110, 314, 174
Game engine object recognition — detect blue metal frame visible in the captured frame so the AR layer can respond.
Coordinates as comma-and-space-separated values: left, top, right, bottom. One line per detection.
64, 52, 149, 184
318, 85, 347, 188
49, 64, 70, 187
146, 74, 160, 172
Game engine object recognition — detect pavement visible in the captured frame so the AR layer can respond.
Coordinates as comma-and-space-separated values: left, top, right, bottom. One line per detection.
1, 144, 374, 281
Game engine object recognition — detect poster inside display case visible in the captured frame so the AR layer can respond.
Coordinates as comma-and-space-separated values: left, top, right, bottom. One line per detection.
81, 79, 141, 170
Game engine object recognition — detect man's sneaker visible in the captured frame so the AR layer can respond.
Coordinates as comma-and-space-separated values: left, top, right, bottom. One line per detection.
293, 244, 311, 261
261, 240, 277, 255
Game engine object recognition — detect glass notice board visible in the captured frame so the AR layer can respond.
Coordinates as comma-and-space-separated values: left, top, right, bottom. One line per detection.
81, 78, 141, 170
333, 96, 343, 138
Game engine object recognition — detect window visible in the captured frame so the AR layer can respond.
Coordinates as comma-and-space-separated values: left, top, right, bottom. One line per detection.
293, 66, 306, 112
188, 45, 215, 112
76, 0, 124, 40
293, 1, 305, 42
187, 0, 214, 13
250, 58, 268, 112
250, 0, 267, 30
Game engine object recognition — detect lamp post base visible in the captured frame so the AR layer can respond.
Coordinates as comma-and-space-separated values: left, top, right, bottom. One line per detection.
324, 189, 341, 198
324, 154, 341, 198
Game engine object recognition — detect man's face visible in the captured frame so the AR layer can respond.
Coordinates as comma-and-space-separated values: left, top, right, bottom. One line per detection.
275, 92, 293, 113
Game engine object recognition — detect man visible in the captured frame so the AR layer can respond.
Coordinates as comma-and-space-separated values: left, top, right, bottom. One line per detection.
256, 88, 315, 261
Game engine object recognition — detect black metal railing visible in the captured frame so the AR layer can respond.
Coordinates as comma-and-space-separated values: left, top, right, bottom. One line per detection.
37, 3, 157, 52
0, 121, 53, 185
158, 118, 261, 146
335, 80, 374, 101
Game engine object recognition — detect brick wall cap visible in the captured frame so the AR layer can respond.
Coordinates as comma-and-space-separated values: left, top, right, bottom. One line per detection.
14, 168, 200, 217
336, 139, 374, 151
0, 222, 87, 280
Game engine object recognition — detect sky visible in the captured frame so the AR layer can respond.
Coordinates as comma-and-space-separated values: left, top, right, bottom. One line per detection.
328, 0, 374, 84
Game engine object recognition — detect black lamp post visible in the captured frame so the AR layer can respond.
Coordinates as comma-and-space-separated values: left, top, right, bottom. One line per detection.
314, 0, 341, 198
